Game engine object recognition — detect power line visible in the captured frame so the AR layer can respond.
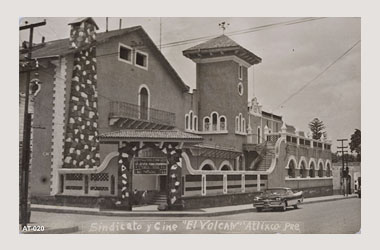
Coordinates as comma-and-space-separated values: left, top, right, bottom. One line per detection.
22, 17, 328, 61
159, 17, 326, 49
274, 39, 361, 111
94, 17, 327, 59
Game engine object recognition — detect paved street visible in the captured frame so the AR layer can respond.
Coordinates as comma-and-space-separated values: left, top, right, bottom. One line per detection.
29, 198, 360, 234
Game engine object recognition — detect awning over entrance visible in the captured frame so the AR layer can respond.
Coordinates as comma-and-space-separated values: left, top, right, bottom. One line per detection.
98, 129, 202, 210
99, 129, 203, 143
190, 143, 242, 159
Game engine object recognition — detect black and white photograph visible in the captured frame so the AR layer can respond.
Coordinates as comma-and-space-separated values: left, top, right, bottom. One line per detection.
18, 15, 362, 234
6, 0, 380, 246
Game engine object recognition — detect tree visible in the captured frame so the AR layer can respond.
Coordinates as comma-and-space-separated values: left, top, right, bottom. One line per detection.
308, 118, 327, 140
349, 129, 361, 161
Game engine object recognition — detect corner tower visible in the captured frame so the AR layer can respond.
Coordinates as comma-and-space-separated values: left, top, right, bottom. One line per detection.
183, 35, 261, 150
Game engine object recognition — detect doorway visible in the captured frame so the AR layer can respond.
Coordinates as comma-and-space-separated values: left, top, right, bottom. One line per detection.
159, 175, 167, 193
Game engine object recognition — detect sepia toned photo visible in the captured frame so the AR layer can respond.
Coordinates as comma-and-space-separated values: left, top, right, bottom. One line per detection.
18, 17, 361, 234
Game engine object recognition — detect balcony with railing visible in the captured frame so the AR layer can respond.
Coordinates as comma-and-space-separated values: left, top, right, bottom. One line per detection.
109, 101, 176, 129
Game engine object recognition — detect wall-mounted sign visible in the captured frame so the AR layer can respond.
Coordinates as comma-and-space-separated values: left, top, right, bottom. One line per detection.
133, 157, 168, 175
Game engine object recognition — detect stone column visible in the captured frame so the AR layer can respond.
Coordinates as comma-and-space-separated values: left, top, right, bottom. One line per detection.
160, 143, 183, 210
62, 19, 100, 170
117, 142, 140, 210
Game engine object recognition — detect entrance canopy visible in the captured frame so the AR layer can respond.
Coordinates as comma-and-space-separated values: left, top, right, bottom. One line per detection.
99, 129, 203, 144
190, 143, 242, 159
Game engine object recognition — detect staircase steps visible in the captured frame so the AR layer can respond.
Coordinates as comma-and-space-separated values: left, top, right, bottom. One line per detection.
148, 194, 167, 205
255, 144, 276, 171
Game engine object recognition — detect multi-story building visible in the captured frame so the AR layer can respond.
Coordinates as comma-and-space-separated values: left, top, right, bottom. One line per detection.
19, 18, 333, 210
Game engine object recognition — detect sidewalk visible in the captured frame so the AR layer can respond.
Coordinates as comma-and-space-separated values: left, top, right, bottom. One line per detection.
30, 194, 358, 218
25, 194, 357, 233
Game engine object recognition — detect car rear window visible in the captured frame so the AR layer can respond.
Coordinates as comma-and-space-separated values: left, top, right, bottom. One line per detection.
264, 189, 286, 195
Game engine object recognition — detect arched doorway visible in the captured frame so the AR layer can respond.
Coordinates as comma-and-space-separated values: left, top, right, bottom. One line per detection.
201, 164, 214, 171
300, 161, 307, 178
288, 160, 296, 178
318, 163, 324, 177
309, 162, 315, 178
139, 87, 149, 120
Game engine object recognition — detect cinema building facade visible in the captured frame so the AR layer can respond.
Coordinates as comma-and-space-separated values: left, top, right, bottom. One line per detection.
20, 18, 333, 210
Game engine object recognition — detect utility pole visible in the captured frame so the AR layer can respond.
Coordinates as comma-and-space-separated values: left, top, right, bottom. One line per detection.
19, 19, 46, 227
337, 139, 348, 196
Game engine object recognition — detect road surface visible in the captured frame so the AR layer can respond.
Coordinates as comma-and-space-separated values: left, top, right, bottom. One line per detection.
29, 198, 360, 234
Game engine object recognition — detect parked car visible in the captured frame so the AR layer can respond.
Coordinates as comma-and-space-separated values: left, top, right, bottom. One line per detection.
253, 187, 304, 212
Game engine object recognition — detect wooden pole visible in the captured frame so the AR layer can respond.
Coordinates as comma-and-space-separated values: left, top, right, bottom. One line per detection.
19, 20, 46, 227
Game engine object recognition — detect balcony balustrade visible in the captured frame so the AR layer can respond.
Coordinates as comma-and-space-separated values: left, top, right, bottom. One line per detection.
109, 101, 176, 129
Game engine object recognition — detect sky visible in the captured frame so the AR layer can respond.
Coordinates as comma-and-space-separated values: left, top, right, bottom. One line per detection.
19, 17, 361, 152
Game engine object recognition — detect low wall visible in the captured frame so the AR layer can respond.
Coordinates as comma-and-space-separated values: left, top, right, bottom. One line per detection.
182, 192, 260, 209
31, 190, 159, 208
285, 178, 333, 198
31, 195, 104, 208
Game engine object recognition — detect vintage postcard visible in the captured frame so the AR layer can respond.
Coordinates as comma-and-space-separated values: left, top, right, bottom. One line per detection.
18, 16, 361, 235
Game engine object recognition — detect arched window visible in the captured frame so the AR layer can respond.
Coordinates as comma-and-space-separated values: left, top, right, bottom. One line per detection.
239, 114, 243, 132
221, 165, 231, 171
193, 116, 198, 131
212, 113, 218, 131
318, 163, 324, 177
257, 127, 261, 143
220, 116, 226, 131
203, 112, 227, 132
204, 117, 210, 131
309, 162, 315, 178
189, 112, 193, 130
300, 161, 307, 178
201, 164, 214, 171
139, 86, 149, 120
185, 115, 189, 130
242, 119, 245, 133
288, 160, 296, 178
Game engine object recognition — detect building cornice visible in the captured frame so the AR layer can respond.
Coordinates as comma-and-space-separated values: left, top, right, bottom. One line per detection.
192, 55, 252, 68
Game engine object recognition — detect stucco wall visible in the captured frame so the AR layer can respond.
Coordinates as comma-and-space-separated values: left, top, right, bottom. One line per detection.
96, 31, 188, 135
267, 139, 333, 197
20, 61, 56, 196
196, 60, 248, 150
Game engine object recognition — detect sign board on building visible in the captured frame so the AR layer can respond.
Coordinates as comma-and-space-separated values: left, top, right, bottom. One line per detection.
133, 157, 168, 175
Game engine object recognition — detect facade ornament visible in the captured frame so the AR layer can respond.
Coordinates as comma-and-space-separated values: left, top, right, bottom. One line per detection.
264, 125, 269, 135
281, 122, 287, 133
320, 134, 325, 141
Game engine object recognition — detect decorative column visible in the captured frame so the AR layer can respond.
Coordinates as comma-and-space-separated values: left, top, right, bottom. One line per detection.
264, 125, 269, 141
62, 18, 100, 170
295, 129, 300, 145
308, 131, 314, 148
280, 122, 287, 139
257, 174, 261, 192
159, 143, 183, 210
117, 142, 140, 210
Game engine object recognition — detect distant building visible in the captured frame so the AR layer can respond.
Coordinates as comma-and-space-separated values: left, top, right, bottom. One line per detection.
332, 162, 361, 195
19, 18, 333, 210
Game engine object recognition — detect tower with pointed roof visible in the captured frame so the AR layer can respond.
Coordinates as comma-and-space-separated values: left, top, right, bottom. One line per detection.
183, 35, 261, 151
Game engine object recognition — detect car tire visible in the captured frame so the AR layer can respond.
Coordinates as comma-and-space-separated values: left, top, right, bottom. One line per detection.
294, 200, 301, 209
282, 201, 287, 212
256, 208, 262, 212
